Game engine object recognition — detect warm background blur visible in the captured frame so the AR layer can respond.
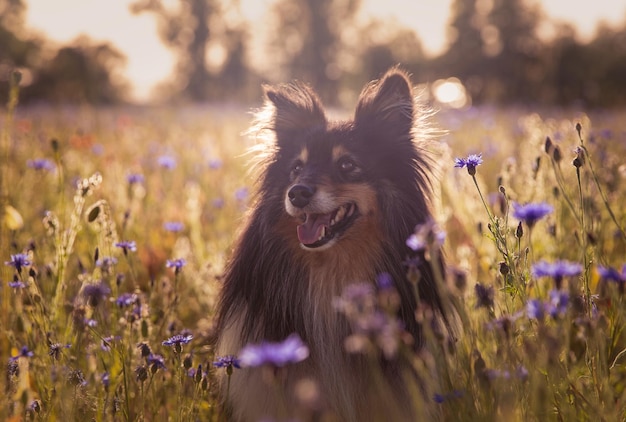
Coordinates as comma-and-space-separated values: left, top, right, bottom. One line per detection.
2, 0, 626, 108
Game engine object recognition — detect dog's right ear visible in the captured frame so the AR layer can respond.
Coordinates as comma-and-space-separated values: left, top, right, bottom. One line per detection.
264, 83, 327, 134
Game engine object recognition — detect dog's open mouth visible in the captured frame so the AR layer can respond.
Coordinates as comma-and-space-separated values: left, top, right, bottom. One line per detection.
296, 203, 358, 248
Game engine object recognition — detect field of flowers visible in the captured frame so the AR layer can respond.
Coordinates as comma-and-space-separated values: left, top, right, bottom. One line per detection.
2, 71, 626, 421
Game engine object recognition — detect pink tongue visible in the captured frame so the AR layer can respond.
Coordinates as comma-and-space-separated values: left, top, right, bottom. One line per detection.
297, 213, 331, 245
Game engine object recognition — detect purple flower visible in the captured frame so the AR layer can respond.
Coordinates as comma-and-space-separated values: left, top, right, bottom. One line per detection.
454, 153, 483, 175
10, 345, 34, 361
406, 220, 446, 251
27, 158, 56, 172
235, 187, 249, 201
526, 299, 545, 320
8, 280, 26, 289
127, 173, 144, 184
101, 372, 110, 390
101, 336, 120, 352
163, 221, 184, 232
116, 293, 138, 308
162, 333, 193, 349
597, 265, 626, 293
147, 354, 166, 372
532, 260, 582, 289
213, 355, 241, 374
376, 273, 394, 290
5, 253, 31, 273
157, 155, 177, 169
115, 240, 137, 255
239, 334, 309, 368
547, 289, 569, 318
208, 158, 223, 169
512, 202, 553, 228
166, 258, 187, 275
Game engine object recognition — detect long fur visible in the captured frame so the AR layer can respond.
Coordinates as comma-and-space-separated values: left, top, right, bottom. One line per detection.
215, 67, 446, 421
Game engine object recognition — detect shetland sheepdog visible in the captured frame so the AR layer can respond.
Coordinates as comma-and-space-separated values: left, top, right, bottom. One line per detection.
215, 67, 447, 421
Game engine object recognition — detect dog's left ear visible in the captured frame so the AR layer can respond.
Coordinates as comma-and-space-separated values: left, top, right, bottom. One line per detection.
354, 68, 414, 133
264, 82, 327, 135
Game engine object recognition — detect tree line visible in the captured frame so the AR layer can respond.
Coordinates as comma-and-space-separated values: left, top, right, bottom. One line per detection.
1, 0, 625, 107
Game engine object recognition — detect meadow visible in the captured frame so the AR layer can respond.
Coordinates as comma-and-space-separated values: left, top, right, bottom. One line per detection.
2, 72, 626, 421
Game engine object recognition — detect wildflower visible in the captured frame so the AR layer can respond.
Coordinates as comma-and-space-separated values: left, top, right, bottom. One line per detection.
147, 354, 166, 373
512, 202, 553, 229
101, 372, 110, 391
8, 280, 26, 289
532, 260, 582, 289
573, 146, 585, 168
28, 399, 41, 414
80, 282, 111, 307
116, 292, 138, 308
163, 221, 184, 232
474, 283, 494, 309
10, 345, 34, 361
376, 272, 394, 290
213, 355, 241, 375
597, 265, 626, 293
406, 219, 446, 251
5, 253, 31, 274
115, 240, 137, 255
212, 197, 225, 208
27, 158, 56, 172
235, 187, 249, 201
48, 343, 71, 360
526, 299, 545, 320
208, 158, 223, 169
101, 336, 120, 352
454, 153, 483, 176
547, 289, 569, 318
239, 334, 309, 368
157, 155, 177, 169
166, 258, 187, 275
126, 173, 144, 184
162, 333, 193, 353
96, 256, 118, 268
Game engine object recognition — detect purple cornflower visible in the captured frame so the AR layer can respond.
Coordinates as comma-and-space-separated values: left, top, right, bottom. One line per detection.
208, 158, 223, 169
115, 240, 137, 255
11, 345, 34, 361
101, 372, 110, 390
526, 299, 545, 320
512, 202, 553, 229
376, 272, 394, 290
597, 265, 626, 293
239, 334, 309, 368
27, 158, 56, 172
454, 153, 483, 176
126, 173, 144, 184
157, 155, 177, 169
532, 260, 582, 289
406, 220, 446, 251
116, 292, 138, 308
547, 289, 569, 318
166, 258, 187, 275
147, 354, 166, 372
5, 253, 31, 273
163, 221, 184, 232
8, 280, 27, 289
96, 256, 118, 268
162, 333, 193, 353
213, 355, 241, 375
235, 187, 249, 201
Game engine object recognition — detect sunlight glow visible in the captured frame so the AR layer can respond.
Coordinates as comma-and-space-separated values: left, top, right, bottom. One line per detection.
432, 78, 469, 109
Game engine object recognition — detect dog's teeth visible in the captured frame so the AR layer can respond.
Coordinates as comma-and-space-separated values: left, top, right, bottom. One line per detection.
346, 204, 354, 218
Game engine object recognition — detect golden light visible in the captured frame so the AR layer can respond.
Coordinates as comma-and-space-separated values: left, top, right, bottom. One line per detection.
432, 77, 469, 109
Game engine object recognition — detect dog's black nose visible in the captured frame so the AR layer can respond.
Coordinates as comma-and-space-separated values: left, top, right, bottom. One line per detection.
288, 184, 315, 208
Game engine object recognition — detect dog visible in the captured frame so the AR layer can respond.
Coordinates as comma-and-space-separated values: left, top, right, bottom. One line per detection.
214, 67, 447, 421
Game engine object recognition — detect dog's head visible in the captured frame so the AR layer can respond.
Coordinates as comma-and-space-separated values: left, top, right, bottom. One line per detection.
252, 68, 434, 252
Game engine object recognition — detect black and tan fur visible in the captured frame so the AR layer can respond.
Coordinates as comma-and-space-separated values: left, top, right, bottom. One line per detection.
215, 68, 446, 421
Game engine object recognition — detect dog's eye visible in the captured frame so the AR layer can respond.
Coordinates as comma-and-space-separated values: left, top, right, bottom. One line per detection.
338, 158, 357, 173
292, 160, 304, 175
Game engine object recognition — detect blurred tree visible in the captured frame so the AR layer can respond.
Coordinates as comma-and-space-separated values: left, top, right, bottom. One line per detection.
22, 37, 129, 104
131, 0, 256, 102
268, 0, 361, 105
0, 0, 41, 102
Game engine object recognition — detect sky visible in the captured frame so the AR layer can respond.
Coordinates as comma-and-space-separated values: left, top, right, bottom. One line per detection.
24, 0, 626, 102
